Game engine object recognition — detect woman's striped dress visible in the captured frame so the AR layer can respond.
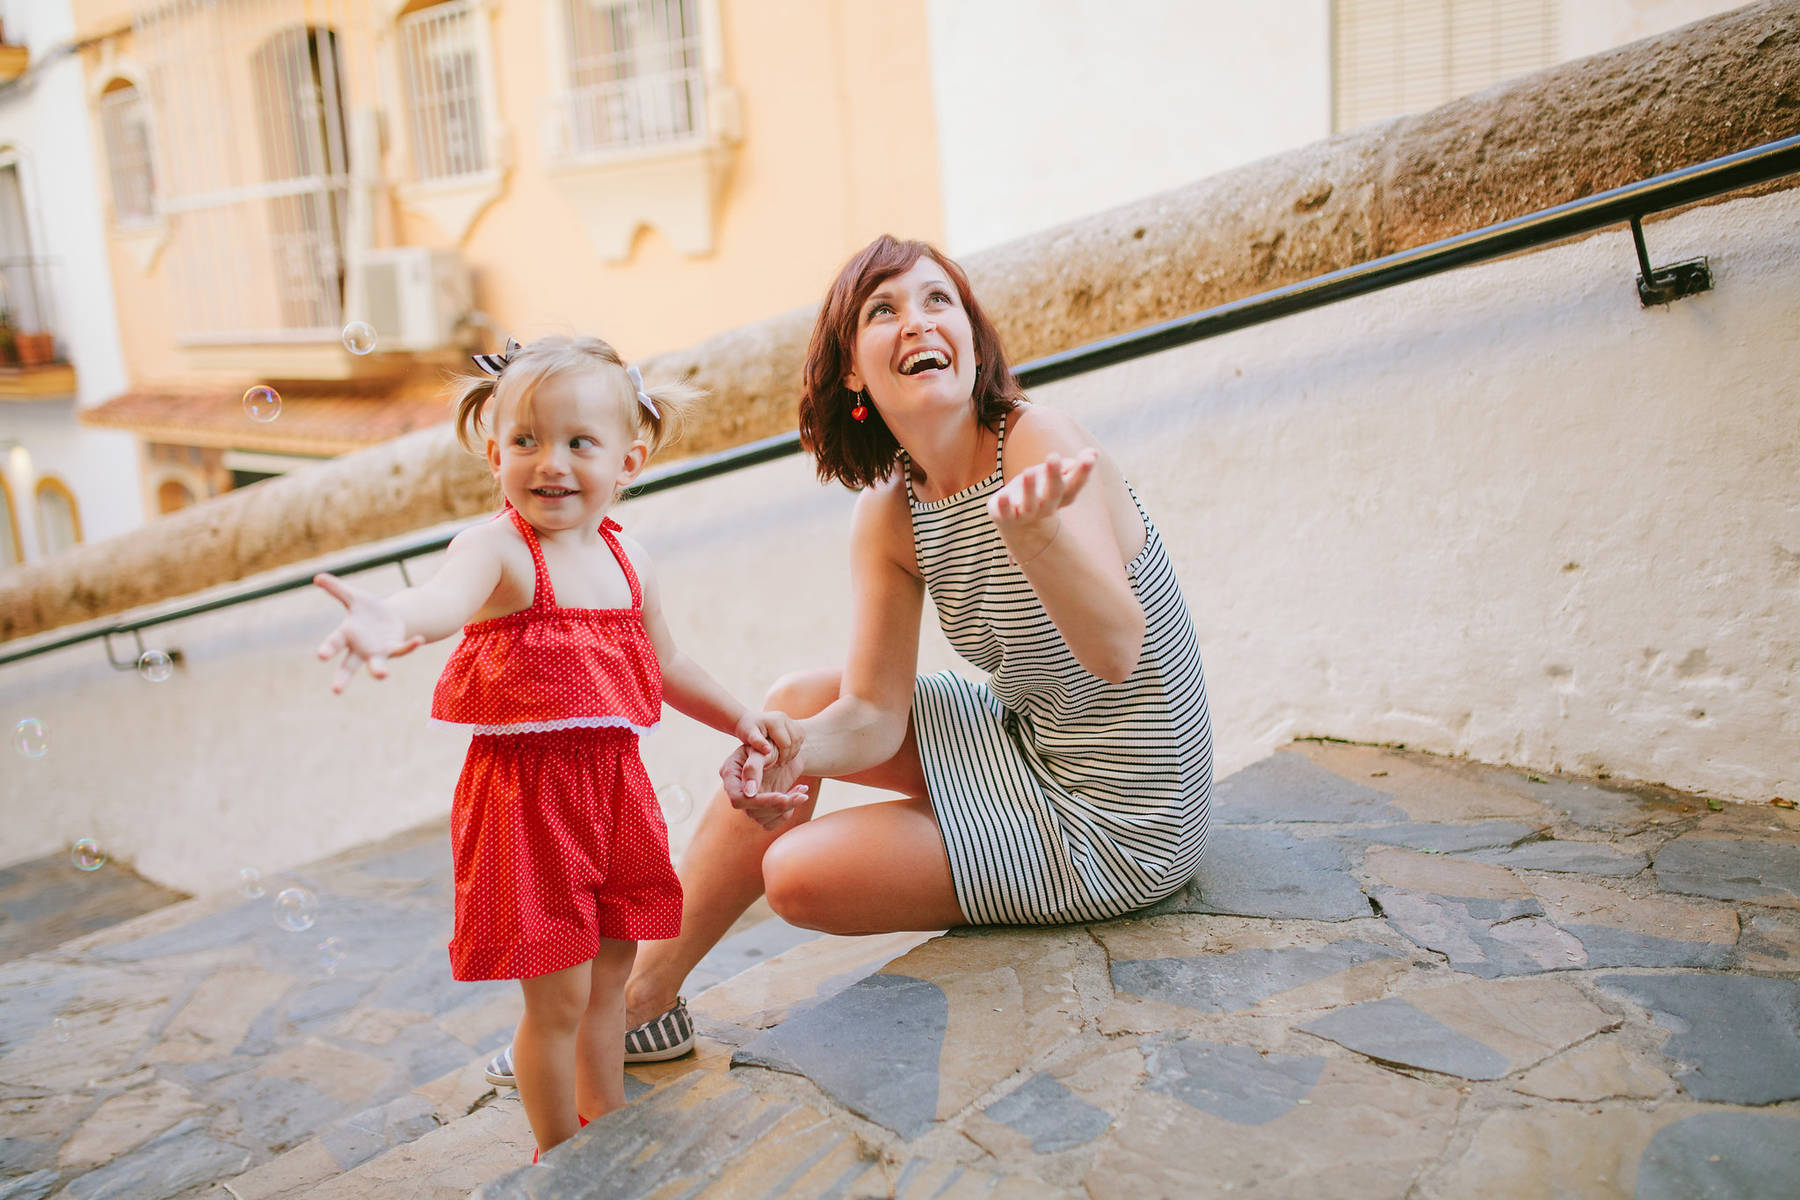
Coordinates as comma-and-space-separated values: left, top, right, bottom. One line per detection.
906, 415, 1212, 925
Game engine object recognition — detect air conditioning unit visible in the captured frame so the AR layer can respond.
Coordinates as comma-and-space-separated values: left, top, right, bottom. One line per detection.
353, 248, 472, 352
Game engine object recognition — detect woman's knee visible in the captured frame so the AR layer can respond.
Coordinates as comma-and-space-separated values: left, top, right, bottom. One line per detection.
762, 668, 841, 720
761, 832, 839, 932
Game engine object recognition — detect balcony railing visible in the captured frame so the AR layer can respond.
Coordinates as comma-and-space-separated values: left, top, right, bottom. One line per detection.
0, 256, 72, 397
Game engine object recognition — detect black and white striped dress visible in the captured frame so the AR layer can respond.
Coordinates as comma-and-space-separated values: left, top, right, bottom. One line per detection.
906, 415, 1212, 925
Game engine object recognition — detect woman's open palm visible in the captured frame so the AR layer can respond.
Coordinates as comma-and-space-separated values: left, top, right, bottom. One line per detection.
988, 448, 1099, 529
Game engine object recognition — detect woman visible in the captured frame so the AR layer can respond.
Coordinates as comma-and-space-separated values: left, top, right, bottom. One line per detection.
489, 234, 1211, 1077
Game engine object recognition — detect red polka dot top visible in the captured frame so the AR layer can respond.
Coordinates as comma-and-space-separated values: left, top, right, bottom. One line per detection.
431, 507, 663, 736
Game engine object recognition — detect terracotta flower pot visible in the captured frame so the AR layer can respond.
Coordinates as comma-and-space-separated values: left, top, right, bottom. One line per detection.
15, 332, 54, 365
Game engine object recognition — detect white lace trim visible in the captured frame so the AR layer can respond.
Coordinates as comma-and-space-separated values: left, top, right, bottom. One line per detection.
432, 715, 659, 737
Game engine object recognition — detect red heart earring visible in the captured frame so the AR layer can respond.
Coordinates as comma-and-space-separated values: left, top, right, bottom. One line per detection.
850, 390, 870, 422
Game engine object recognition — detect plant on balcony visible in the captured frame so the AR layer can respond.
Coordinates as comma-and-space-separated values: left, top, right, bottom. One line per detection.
0, 312, 17, 366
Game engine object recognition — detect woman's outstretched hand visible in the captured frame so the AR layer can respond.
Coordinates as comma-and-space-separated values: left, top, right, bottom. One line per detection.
987, 448, 1099, 563
721, 740, 811, 832
313, 573, 426, 693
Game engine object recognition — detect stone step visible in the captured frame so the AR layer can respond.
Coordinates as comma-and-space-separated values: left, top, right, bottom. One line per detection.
290, 927, 937, 1199
211, 904, 886, 1198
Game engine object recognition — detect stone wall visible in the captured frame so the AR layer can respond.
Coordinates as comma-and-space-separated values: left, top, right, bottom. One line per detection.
4, 0, 1799, 642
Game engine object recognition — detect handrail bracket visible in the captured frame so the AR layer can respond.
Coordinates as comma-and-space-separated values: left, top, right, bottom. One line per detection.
1630, 215, 1712, 306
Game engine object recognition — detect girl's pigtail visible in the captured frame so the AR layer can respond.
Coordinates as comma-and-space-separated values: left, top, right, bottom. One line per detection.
451, 374, 500, 452
634, 375, 706, 458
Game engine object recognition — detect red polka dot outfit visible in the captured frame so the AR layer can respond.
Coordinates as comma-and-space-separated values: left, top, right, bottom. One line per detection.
432, 506, 682, 981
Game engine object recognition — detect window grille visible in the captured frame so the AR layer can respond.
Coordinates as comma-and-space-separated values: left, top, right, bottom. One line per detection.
1332, 0, 1558, 133
0, 164, 55, 340
100, 82, 158, 225
555, 0, 704, 157
398, 1, 488, 183
131, 0, 376, 342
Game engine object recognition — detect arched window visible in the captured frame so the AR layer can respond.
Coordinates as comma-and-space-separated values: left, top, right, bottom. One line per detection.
100, 78, 158, 225
35, 476, 81, 554
0, 471, 20, 565
157, 477, 197, 514
398, 1, 491, 182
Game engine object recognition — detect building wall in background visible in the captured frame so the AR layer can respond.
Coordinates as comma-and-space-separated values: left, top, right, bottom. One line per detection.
72, 0, 944, 388
0, 0, 140, 566
927, 0, 1751, 255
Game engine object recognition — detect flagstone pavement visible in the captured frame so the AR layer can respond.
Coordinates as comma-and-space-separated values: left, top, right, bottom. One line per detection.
3, 740, 1797, 1199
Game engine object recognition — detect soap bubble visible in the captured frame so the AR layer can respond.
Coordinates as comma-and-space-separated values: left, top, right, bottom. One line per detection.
317, 937, 346, 975
71, 838, 107, 871
242, 385, 281, 422
137, 650, 173, 682
658, 783, 693, 822
273, 887, 318, 932
240, 867, 265, 899
12, 718, 47, 758
52, 1017, 69, 1043
341, 321, 377, 355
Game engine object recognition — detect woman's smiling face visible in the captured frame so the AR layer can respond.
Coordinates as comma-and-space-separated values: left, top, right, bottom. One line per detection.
844, 256, 978, 420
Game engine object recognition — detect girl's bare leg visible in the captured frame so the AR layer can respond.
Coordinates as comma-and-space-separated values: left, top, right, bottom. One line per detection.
515, 961, 590, 1153
574, 939, 637, 1121
623, 668, 963, 1026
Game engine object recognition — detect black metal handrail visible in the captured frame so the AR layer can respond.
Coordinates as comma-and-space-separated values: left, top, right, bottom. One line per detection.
4, 131, 1799, 668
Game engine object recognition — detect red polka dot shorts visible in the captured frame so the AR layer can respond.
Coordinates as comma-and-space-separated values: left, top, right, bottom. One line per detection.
448, 726, 682, 981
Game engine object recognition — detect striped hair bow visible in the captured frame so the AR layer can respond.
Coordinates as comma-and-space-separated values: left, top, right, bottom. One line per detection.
471, 336, 522, 377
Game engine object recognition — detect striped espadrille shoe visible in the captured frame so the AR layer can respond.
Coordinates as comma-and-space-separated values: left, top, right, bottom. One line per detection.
623, 997, 693, 1063
482, 998, 694, 1088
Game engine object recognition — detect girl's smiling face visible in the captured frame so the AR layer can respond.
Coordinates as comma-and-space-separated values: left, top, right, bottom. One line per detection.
844, 256, 978, 420
486, 367, 647, 533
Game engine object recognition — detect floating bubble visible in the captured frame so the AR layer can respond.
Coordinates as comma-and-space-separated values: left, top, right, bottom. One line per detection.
52, 1017, 69, 1043
318, 936, 346, 975
658, 783, 694, 822
240, 866, 265, 899
137, 650, 173, 683
273, 887, 318, 932
12, 718, 47, 758
341, 321, 376, 355
242, 385, 281, 423
71, 838, 106, 871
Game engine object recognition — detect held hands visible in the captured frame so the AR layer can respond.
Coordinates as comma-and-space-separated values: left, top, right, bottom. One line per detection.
987, 448, 1099, 566
313, 573, 426, 694
721, 712, 809, 831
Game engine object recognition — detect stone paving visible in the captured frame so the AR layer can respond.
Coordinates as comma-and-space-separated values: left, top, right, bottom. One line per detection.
483, 741, 1800, 1199
3, 740, 1798, 1198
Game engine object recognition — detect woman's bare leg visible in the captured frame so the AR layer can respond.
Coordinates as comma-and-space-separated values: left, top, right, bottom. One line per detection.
623, 667, 957, 1026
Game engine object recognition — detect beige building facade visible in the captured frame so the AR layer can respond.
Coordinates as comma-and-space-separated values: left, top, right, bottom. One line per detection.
68, 0, 942, 512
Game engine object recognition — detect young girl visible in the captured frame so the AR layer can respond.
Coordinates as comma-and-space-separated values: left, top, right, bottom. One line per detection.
313, 335, 805, 1157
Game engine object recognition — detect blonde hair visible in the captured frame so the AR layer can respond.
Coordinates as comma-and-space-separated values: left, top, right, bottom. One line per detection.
451, 334, 701, 459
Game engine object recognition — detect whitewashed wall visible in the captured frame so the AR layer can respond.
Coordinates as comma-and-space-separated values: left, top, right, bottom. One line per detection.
925, 0, 1753, 255
925, 0, 1333, 253
3, 185, 1796, 895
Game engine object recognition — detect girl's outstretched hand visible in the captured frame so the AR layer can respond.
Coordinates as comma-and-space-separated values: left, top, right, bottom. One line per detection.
987, 448, 1099, 559
313, 573, 425, 693
720, 741, 810, 832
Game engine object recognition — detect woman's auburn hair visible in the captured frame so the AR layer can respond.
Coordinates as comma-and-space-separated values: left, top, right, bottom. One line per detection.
799, 235, 1023, 491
